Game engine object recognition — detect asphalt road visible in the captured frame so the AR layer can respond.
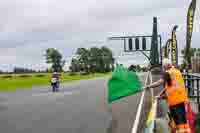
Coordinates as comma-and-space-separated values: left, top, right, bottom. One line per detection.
0, 74, 148, 133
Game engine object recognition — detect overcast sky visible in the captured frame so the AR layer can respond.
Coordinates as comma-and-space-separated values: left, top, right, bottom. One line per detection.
0, 0, 199, 71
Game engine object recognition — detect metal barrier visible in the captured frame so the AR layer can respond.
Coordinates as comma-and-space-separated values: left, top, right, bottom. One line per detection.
183, 73, 200, 112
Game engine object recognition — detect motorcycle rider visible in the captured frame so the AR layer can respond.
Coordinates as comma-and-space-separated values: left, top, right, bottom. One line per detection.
51, 71, 60, 92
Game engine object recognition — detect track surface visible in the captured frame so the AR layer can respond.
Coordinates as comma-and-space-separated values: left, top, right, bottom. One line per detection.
0, 73, 151, 133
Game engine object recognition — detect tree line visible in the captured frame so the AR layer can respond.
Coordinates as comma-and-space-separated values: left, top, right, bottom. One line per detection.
70, 46, 114, 73
13, 67, 36, 73
0, 46, 114, 74
0, 46, 149, 74
44, 46, 115, 73
128, 65, 147, 72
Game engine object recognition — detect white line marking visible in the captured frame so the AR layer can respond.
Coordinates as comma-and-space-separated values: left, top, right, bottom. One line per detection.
31, 91, 75, 97
131, 71, 150, 133
149, 72, 154, 101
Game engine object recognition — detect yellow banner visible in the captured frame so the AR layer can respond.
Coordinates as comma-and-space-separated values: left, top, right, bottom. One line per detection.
171, 30, 177, 67
185, 0, 196, 64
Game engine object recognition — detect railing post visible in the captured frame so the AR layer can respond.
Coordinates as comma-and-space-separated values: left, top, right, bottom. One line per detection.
197, 79, 200, 112
188, 74, 192, 96
192, 76, 195, 95
183, 74, 187, 88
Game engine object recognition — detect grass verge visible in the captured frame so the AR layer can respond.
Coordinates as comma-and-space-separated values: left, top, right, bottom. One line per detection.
0, 73, 111, 91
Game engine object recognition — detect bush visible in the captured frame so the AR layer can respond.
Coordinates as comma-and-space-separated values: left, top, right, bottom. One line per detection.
35, 74, 46, 77
18, 75, 32, 78
128, 65, 136, 72
1, 75, 13, 79
69, 72, 76, 76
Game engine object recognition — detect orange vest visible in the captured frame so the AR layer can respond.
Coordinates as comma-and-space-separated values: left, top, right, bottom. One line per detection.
165, 67, 188, 107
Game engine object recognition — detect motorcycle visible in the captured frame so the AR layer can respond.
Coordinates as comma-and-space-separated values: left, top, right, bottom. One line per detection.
51, 78, 59, 92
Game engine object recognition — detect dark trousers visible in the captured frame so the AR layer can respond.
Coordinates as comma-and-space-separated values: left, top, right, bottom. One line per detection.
169, 102, 187, 125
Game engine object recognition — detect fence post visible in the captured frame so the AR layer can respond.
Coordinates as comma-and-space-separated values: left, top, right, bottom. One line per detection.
185, 74, 189, 94
188, 75, 192, 96
197, 79, 200, 112
183, 74, 187, 88
192, 76, 195, 95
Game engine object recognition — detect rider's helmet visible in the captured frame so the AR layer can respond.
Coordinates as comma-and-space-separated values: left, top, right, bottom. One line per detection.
53, 72, 58, 75
52, 71, 60, 79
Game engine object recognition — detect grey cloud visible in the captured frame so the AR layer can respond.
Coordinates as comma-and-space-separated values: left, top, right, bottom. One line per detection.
0, 0, 199, 71
87, 1, 182, 21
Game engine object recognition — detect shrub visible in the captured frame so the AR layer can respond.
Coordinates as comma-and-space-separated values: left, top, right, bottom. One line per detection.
69, 72, 76, 76
1, 75, 13, 79
18, 75, 32, 78
35, 74, 46, 77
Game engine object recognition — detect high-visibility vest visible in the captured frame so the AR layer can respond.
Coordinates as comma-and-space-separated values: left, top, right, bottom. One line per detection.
165, 67, 188, 107
176, 123, 191, 133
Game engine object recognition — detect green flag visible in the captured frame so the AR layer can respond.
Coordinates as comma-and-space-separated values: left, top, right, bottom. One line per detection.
108, 65, 143, 103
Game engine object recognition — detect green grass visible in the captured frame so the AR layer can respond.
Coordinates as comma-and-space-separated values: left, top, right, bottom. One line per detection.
0, 73, 111, 91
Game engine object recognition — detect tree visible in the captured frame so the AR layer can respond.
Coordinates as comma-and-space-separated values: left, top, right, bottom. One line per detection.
89, 46, 114, 72
128, 65, 136, 72
70, 58, 80, 72
181, 47, 196, 69
72, 46, 114, 73
76, 48, 90, 73
89, 47, 101, 72
100, 46, 114, 72
45, 48, 65, 72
